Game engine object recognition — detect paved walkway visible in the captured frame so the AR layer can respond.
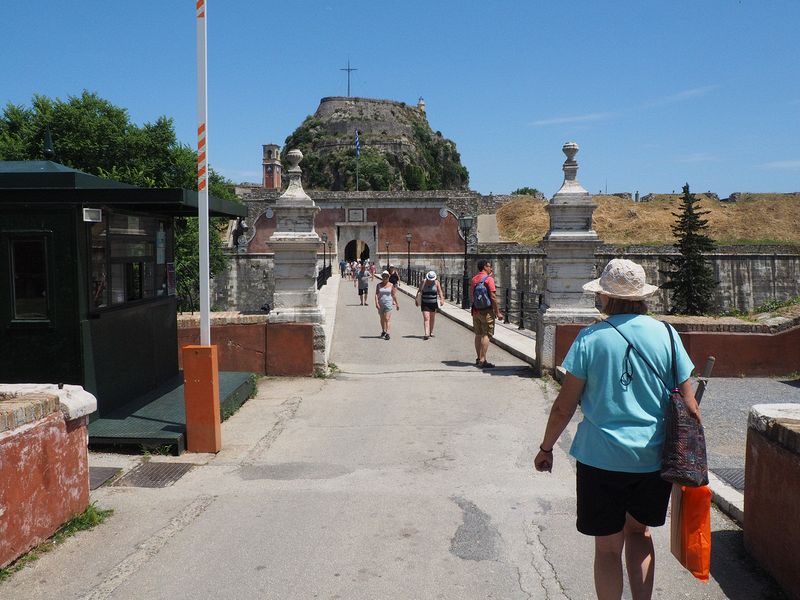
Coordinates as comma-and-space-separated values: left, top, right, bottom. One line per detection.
2, 276, 790, 599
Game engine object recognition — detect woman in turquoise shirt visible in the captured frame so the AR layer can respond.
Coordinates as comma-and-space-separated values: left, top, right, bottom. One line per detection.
534, 259, 700, 600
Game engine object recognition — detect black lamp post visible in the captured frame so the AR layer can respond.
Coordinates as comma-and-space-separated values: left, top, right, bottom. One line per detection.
385, 241, 390, 271
327, 241, 333, 275
458, 214, 474, 309
405, 232, 412, 283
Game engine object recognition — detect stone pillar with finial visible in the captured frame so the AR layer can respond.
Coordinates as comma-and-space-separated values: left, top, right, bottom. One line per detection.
268, 149, 327, 370
535, 142, 601, 375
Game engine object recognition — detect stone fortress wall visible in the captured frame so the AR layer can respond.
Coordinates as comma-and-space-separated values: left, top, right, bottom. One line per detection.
215, 186, 800, 315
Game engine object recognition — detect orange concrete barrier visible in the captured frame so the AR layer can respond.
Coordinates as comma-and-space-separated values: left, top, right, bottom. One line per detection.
182, 345, 222, 453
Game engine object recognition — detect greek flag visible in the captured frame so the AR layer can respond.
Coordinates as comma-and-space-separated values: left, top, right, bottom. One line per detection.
355, 129, 361, 158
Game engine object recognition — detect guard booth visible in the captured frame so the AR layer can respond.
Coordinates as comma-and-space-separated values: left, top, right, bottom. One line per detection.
0, 161, 247, 423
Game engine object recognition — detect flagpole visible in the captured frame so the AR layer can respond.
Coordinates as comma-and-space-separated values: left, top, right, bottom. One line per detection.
196, 0, 210, 345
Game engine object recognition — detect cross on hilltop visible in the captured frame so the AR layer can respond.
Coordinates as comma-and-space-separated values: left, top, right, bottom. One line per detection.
340, 60, 358, 97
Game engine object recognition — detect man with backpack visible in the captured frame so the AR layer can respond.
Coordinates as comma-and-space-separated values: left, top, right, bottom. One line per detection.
471, 259, 504, 368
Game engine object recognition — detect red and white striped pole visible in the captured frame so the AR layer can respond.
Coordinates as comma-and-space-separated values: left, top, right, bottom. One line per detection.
196, 0, 210, 345
183, 0, 221, 454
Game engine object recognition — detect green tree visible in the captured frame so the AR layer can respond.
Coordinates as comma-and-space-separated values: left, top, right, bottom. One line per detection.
0, 91, 236, 312
511, 186, 542, 196
660, 183, 718, 314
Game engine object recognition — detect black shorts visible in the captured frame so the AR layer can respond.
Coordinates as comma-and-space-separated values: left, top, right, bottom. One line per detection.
575, 462, 672, 536
358, 288, 368, 296
420, 303, 438, 313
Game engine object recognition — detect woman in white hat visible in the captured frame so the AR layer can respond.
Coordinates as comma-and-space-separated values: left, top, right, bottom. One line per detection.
415, 270, 444, 340
534, 258, 700, 600
374, 270, 399, 340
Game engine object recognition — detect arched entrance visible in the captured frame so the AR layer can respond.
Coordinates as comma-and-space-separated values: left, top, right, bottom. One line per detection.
344, 240, 370, 262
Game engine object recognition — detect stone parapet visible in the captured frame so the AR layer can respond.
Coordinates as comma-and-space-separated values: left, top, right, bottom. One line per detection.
0, 388, 92, 568
0, 393, 60, 433
177, 311, 270, 328
744, 404, 800, 599
0, 384, 97, 423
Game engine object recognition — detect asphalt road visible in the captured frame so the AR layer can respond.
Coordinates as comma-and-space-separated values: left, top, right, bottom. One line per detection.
2, 281, 790, 599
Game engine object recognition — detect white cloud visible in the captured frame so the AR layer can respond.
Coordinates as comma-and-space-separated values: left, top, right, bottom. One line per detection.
644, 85, 719, 107
759, 160, 800, 171
530, 112, 615, 126
674, 153, 717, 163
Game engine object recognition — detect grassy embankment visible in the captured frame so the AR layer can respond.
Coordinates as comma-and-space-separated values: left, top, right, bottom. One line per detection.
496, 193, 800, 247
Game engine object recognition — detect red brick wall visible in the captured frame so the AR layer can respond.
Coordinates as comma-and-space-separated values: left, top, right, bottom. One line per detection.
554, 323, 800, 377
247, 207, 463, 254
745, 429, 800, 599
178, 323, 267, 374
0, 413, 90, 568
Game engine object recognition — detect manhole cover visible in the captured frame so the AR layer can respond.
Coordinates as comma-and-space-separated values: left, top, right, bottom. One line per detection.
713, 468, 745, 491
114, 462, 194, 488
90, 466, 121, 490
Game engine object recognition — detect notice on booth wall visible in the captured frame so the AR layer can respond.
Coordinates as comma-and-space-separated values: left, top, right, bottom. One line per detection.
156, 230, 166, 264
166, 262, 176, 296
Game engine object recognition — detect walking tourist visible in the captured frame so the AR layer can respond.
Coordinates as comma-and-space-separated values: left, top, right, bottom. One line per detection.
388, 264, 400, 287
356, 263, 370, 306
534, 258, 700, 600
369, 261, 377, 277
470, 260, 503, 368
415, 270, 444, 340
375, 269, 399, 339
339, 258, 347, 278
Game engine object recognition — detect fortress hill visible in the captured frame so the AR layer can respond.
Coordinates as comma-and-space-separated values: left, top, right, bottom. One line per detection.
218, 96, 800, 319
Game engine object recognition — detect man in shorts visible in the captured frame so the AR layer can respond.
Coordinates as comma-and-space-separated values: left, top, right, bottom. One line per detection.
470, 259, 503, 368
356, 263, 370, 305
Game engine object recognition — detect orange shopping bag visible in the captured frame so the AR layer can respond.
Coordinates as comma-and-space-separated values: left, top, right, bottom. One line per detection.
670, 484, 711, 582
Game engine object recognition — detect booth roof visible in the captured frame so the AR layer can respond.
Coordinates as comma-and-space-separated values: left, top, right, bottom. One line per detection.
0, 161, 246, 218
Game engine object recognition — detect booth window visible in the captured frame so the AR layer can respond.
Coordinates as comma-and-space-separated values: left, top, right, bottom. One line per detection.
90, 212, 172, 310
11, 238, 49, 320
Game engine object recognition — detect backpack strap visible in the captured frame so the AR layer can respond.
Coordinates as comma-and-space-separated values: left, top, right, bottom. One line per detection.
603, 319, 672, 393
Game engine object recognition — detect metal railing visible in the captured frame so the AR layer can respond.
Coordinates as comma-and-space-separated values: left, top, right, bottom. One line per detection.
317, 264, 332, 289
401, 268, 542, 330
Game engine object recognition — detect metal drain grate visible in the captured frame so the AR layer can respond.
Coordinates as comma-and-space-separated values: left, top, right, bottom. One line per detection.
114, 462, 194, 488
90, 466, 121, 490
713, 468, 746, 491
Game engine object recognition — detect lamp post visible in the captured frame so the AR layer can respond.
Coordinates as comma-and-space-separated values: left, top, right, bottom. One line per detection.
405, 232, 412, 283
385, 241, 390, 271
327, 241, 333, 277
458, 214, 474, 309
321, 232, 328, 277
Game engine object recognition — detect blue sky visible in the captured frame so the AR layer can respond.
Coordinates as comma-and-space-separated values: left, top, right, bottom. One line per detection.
4, 1, 799, 197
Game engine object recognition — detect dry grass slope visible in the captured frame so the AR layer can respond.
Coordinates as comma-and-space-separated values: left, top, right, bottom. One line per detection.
496, 193, 800, 246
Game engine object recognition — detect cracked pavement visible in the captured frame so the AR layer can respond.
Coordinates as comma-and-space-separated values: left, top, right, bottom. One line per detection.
2, 279, 787, 599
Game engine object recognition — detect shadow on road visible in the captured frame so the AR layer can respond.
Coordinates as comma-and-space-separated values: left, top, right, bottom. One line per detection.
710, 529, 788, 599
778, 377, 800, 389
440, 360, 534, 378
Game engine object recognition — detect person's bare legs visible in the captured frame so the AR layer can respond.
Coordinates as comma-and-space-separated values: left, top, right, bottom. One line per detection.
384, 312, 392, 335
480, 335, 490, 362
429, 312, 436, 336
623, 514, 656, 600
422, 311, 431, 337
594, 531, 625, 600
379, 310, 388, 334
474, 334, 482, 362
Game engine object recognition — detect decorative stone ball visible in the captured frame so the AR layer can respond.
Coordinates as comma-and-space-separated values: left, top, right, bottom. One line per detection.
287, 149, 303, 169
562, 141, 579, 161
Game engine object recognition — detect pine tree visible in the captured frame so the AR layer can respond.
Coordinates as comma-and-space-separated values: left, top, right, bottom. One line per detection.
660, 184, 718, 314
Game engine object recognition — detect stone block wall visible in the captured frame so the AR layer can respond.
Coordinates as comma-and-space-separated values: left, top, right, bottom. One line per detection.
0, 392, 92, 568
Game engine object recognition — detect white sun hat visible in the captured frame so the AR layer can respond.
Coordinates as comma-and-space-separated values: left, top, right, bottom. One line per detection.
426, 271, 437, 280
583, 258, 659, 300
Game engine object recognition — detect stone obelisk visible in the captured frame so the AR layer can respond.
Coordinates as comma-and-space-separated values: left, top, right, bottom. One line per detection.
268, 149, 326, 368
535, 142, 601, 374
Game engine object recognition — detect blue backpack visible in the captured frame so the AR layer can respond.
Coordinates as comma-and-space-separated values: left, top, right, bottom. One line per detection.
472, 275, 492, 310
